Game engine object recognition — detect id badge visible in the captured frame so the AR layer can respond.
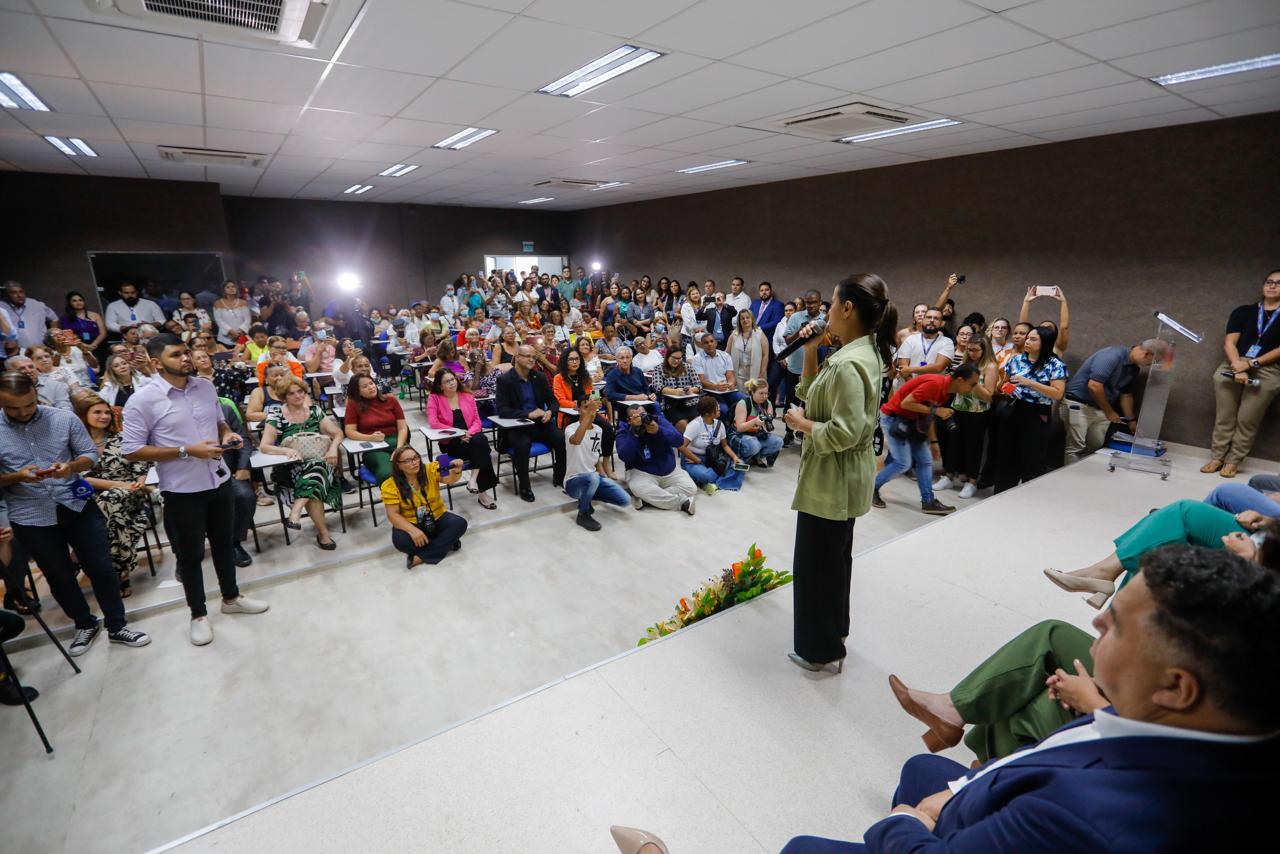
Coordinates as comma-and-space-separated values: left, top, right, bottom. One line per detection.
1245, 345, 1261, 358
17, 320, 24, 329
919, 361, 928, 366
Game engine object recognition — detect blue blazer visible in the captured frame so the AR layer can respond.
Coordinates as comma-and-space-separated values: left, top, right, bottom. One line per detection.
751, 297, 785, 339
866, 712, 1280, 853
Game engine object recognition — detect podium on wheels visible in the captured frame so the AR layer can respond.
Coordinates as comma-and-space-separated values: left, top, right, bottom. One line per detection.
1108, 312, 1202, 480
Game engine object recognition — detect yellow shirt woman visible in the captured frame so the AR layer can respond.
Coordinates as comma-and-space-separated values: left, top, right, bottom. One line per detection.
380, 462, 446, 523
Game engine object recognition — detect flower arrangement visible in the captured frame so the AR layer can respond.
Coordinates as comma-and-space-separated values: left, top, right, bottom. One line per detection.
638, 544, 792, 646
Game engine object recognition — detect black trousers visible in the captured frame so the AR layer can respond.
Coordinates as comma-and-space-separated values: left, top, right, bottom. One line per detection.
391, 512, 468, 565
504, 420, 566, 491
162, 480, 240, 617
230, 475, 256, 543
12, 503, 126, 632
0, 608, 23, 642
950, 410, 989, 480
440, 432, 498, 491
978, 409, 1005, 487
994, 400, 1053, 494
792, 511, 856, 664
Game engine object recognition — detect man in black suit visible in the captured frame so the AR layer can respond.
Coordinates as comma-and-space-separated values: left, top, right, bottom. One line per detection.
495, 345, 566, 502
705, 290, 738, 349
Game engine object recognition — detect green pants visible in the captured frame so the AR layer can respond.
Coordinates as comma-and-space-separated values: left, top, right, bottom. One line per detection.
361, 439, 398, 484
950, 620, 1096, 762
1113, 500, 1243, 589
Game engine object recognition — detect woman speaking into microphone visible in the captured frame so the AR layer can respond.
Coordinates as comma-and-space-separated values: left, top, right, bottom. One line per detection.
782, 274, 897, 673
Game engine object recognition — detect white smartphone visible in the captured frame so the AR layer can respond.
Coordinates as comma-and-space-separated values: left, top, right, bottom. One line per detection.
1034, 285, 1059, 298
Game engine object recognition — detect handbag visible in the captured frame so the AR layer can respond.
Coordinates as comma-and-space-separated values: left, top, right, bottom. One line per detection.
990, 395, 1016, 419
703, 421, 730, 474
282, 431, 330, 461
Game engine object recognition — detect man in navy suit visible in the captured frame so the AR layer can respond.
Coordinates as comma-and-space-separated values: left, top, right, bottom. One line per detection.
782, 544, 1280, 852
750, 281, 785, 354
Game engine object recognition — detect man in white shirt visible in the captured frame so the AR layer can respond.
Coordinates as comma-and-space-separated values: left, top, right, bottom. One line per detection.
439, 287, 459, 322
894, 307, 955, 387
1, 281, 59, 350
104, 282, 166, 334
692, 332, 742, 418
563, 397, 631, 532
631, 336, 663, 373
726, 276, 752, 314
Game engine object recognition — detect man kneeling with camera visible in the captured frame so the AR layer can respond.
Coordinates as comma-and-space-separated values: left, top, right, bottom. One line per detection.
873, 363, 980, 516
616, 403, 698, 515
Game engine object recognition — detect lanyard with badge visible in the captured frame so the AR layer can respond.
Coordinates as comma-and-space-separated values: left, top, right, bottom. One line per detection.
918, 333, 938, 367
1247, 303, 1279, 359
14, 303, 24, 330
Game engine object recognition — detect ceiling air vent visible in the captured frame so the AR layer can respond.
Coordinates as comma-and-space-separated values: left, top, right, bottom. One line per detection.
752, 102, 924, 141
86, 0, 330, 47
158, 145, 269, 168
530, 178, 607, 191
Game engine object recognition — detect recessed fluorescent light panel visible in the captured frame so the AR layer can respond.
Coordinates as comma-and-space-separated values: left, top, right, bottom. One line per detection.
840, 118, 961, 143
432, 128, 497, 150
519, 197, 554, 205
45, 135, 97, 156
378, 164, 419, 177
589, 182, 630, 191
344, 184, 374, 194
676, 159, 749, 174
539, 45, 663, 98
0, 72, 50, 111
1150, 53, 1280, 86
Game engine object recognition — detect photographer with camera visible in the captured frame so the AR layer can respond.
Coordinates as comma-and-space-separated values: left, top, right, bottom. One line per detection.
1062, 340, 1166, 465
872, 364, 980, 515
731, 377, 783, 467
616, 404, 697, 515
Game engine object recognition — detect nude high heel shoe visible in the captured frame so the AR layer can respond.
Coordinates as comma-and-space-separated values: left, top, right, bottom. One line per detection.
1043, 569, 1115, 597
1085, 591, 1112, 610
610, 826, 669, 854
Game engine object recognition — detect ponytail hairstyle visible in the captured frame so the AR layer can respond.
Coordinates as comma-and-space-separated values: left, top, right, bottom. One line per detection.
834, 274, 898, 366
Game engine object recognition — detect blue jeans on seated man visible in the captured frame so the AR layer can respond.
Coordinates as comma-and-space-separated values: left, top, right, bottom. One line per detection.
780, 754, 968, 853
563, 471, 630, 515
681, 456, 745, 490
731, 430, 783, 464
873, 414, 934, 502
1204, 482, 1280, 518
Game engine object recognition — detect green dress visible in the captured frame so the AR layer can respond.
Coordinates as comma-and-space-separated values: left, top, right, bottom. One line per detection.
1114, 500, 1244, 588
267, 404, 343, 511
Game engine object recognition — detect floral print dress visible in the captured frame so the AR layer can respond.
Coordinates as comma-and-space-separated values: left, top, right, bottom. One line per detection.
89, 433, 151, 593
267, 404, 342, 510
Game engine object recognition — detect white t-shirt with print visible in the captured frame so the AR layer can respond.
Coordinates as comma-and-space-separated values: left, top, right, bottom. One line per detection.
683, 417, 725, 457
564, 421, 604, 480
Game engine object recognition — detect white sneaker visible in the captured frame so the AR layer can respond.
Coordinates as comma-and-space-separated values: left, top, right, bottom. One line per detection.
190, 617, 213, 646
220, 595, 269, 615
958, 482, 977, 499
933, 475, 955, 491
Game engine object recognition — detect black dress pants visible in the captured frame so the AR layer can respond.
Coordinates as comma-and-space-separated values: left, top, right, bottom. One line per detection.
440, 432, 498, 491
994, 400, 1053, 494
504, 420, 566, 491
12, 503, 126, 632
792, 511, 856, 664
162, 480, 240, 617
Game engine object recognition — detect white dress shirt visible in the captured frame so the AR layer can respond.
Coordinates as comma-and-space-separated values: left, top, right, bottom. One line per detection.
105, 298, 166, 332
727, 291, 752, 313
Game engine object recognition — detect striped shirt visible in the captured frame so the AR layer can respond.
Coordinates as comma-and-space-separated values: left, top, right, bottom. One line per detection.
0, 405, 99, 525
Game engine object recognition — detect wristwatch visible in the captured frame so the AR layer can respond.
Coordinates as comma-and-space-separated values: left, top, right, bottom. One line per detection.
177, 445, 188, 460
1250, 359, 1261, 369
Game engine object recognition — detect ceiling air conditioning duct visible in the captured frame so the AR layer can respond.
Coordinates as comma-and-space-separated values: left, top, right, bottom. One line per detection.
86, 0, 330, 47
158, 145, 269, 167
751, 102, 924, 141
531, 178, 607, 191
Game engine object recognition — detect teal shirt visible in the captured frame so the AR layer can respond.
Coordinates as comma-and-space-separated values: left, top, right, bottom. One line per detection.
791, 335, 883, 521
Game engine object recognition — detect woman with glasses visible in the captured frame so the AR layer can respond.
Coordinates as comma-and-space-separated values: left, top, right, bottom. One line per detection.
994, 325, 1067, 493
172, 291, 212, 331
381, 446, 468, 568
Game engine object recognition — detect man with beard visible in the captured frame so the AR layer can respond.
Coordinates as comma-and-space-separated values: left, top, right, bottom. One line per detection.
894, 307, 955, 382
104, 282, 166, 335
1, 281, 59, 353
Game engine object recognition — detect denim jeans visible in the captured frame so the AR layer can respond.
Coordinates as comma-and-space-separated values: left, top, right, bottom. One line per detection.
872, 414, 934, 502
731, 430, 783, 464
563, 472, 630, 515
681, 458, 745, 490
1204, 483, 1280, 518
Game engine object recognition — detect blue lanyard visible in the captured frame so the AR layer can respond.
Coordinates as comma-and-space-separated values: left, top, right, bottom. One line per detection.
1257, 303, 1279, 341
919, 333, 939, 362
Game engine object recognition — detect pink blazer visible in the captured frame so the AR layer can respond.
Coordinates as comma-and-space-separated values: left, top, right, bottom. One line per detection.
427, 392, 481, 436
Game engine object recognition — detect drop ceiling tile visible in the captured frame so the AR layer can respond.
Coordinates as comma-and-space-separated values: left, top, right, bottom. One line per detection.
1063, 0, 1280, 61
338, 0, 512, 77
278, 135, 359, 158
363, 117, 471, 147
641, 0, 852, 60
659, 125, 774, 153
803, 16, 1047, 93
61, 138, 133, 159
1035, 106, 1217, 140
141, 161, 207, 180
701, 132, 828, 159
205, 97, 303, 134
90, 82, 203, 125
786, 144, 923, 170
918, 62, 1132, 116
1214, 92, 1280, 116
476, 93, 600, 134
339, 140, 427, 162
399, 80, 524, 125
8, 74, 105, 116
116, 119, 205, 147
1177, 72, 1280, 107
1003, 0, 1204, 39
202, 43, 325, 105
1109, 23, 1280, 77
0, 134, 72, 156
204, 128, 285, 153
908, 134, 1043, 160
998, 92, 1205, 133
47, 18, 200, 92
859, 123, 1016, 153
751, 140, 841, 163
964, 79, 1166, 125
683, 79, 850, 125
0, 10, 76, 76
291, 110, 387, 141
572, 52, 713, 104
311, 65, 434, 117
448, 16, 620, 90
12, 111, 122, 141
204, 164, 265, 184
7, 153, 85, 174
478, 131, 577, 157
867, 42, 1093, 106
265, 154, 335, 172
601, 115, 719, 147
615, 62, 784, 115
524, 0, 697, 38
541, 105, 669, 141
727, 0, 985, 77
587, 146, 694, 167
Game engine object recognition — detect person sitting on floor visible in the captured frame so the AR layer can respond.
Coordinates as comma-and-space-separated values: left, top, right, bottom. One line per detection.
381, 445, 468, 568
779, 544, 1280, 854
616, 404, 697, 515
426, 369, 497, 509
563, 396, 630, 532
679, 395, 746, 495
730, 377, 783, 467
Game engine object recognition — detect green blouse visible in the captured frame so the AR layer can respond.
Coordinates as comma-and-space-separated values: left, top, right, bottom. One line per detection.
791, 335, 883, 521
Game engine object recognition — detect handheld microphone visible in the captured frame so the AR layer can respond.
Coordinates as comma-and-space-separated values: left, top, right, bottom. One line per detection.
775, 318, 827, 362
1219, 369, 1262, 388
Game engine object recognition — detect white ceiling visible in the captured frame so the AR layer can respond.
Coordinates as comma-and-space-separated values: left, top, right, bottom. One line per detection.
1, 0, 1277, 210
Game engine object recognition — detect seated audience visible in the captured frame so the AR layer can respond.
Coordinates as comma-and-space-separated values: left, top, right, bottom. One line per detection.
616, 405, 697, 515
218, 398, 258, 567
244, 324, 270, 362
7, 354, 71, 411
679, 395, 745, 494
604, 347, 656, 406
1062, 339, 1166, 464
97, 351, 151, 410
630, 335, 662, 373
576, 335, 604, 384
495, 345, 566, 502
427, 337, 466, 383
245, 363, 289, 423
563, 396, 630, 532
553, 348, 616, 478
60, 290, 107, 355
691, 332, 742, 418
343, 374, 407, 483
258, 375, 343, 550
409, 328, 437, 366
28, 344, 80, 392
299, 319, 337, 374
597, 324, 625, 359
461, 347, 501, 404
381, 446, 468, 568
255, 336, 304, 387
426, 369, 497, 509
1205, 477, 1280, 518
490, 324, 520, 369
648, 347, 701, 430
49, 328, 97, 388
994, 325, 1067, 493
730, 378, 782, 467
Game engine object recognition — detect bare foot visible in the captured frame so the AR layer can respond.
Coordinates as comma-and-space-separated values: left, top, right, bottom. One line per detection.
409, 556, 424, 568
